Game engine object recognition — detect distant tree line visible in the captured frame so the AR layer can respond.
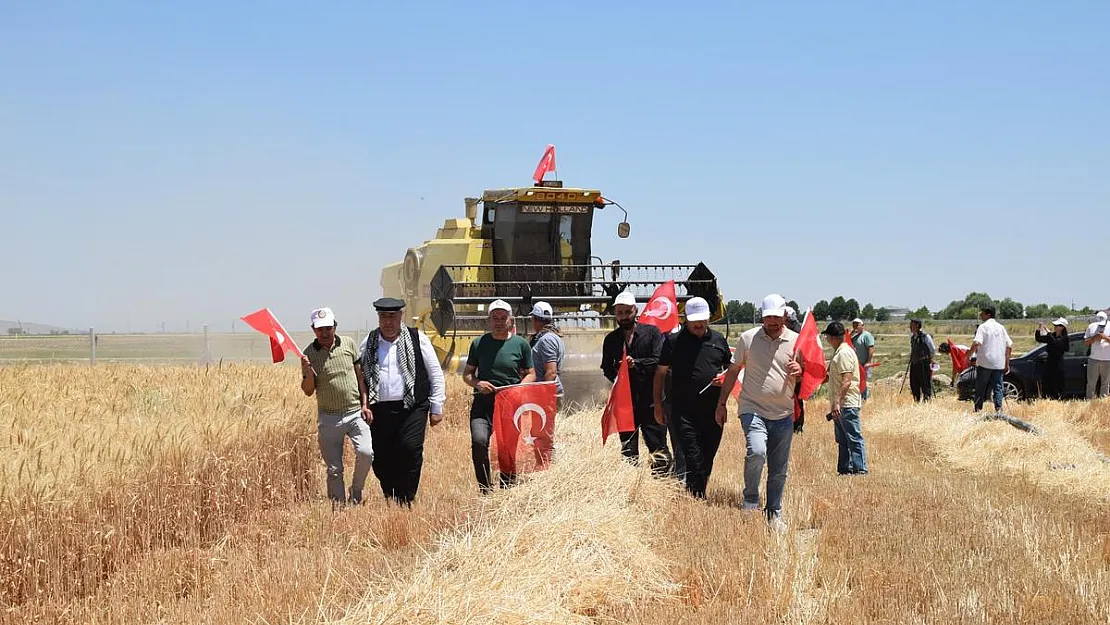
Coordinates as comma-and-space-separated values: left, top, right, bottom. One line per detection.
722, 292, 1099, 324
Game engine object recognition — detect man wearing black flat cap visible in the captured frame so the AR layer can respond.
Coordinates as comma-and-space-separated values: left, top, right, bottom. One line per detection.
358, 297, 446, 506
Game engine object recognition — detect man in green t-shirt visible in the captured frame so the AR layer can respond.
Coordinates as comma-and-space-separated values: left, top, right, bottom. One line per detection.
462, 299, 536, 492
849, 318, 875, 400
822, 322, 868, 475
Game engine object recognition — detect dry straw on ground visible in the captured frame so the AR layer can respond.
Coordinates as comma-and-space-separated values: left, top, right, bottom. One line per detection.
344, 407, 682, 625
1, 365, 1108, 624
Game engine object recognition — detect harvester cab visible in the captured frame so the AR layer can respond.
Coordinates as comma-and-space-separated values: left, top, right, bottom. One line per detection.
380, 180, 725, 385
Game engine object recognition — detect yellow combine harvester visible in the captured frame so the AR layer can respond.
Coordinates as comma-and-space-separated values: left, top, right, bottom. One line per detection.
380, 180, 725, 377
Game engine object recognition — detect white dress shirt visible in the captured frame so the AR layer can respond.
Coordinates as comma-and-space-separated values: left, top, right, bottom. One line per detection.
359, 331, 446, 414
972, 319, 1013, 370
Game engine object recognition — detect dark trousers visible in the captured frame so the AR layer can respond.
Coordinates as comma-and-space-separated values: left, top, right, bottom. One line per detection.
1042, 363, 1064, 399
974, 366, 1005, 412
909, 361, 933, 402
664, 400, 686, 479
673, 396, 724, 499
369, 400, 429, 505
619, 401, 671, 474
469, 395, 512, 492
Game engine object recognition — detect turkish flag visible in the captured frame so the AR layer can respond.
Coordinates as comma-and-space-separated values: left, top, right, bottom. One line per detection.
948, 339, 968, 376
638, 280, 679, 334
492, 382, 558, 475
711, 367, 742, 400
240, 308, 302, 363
843, 331, 867, 395
601, 351, 636, 444
794, 309, 827, 401
532, 144, 557, 184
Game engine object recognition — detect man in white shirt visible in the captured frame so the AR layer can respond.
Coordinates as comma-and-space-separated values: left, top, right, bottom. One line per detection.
358, 297, 446, 506
966, 306, 1013, 413
1083, 310, 1110, 399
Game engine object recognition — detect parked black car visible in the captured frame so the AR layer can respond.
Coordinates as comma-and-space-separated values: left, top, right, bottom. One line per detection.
956, 332, 1089, 401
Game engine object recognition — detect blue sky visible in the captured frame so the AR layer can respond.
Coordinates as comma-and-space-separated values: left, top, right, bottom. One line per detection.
2, 2, 1107, 332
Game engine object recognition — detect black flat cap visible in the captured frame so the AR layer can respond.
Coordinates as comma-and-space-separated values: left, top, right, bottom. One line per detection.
373, 297, 406, 312
821, 321, 845, 336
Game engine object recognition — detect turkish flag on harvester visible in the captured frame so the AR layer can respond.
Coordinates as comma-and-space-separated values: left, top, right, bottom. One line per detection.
601, 351, 636, 444
492, 382, 558, 475
240, 308, 303, 363
794, 309, 828, 402
532, 144, 557, 184
638, 280, 679, 334
948, 338, 968, 375
843, 331, 867, 395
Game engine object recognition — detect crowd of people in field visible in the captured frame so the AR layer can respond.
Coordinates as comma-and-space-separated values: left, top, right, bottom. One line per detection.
294, 294, 1110, 530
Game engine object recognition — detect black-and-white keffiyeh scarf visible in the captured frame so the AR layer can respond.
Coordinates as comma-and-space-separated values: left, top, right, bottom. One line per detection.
363, 328, 418, 408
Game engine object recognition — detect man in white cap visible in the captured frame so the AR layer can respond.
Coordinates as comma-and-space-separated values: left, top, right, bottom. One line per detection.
602, 290, 671, 474
1083, 310, 1110, 399
716, 293, 803, 527
300, 307, 374, 507
1035, 317, 1070, 399
652, 296, 731, 498
529, 301, 565, 408
358, 297, 446, 506
462, 299, 535, 492
850, 318, 875, 400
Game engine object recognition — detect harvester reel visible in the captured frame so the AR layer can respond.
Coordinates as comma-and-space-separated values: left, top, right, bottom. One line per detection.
430, 298, 456, 338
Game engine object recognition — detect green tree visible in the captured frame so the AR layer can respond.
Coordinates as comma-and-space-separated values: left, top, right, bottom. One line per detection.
1048, 304, 1072, 318
910, 306, 931, 319
875, 307, 891, 322
845, 298, 861, 320
861, 303, 876, 320
958, 306, 980, 320
1025, 303, 1050, 318
725, 300, 743, 324
828, 296, 848, 320
786, 300, 800, 315
738, 301, 757, 323
813, 300, 831, 321
997, 298, 1024, 319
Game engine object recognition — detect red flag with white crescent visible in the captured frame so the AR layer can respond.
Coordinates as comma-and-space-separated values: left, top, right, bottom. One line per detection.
240, 308, 303, 363
532, 144, 557, 184
638, 280, 679, 334
794, 309, 827, 402
601, 351, 636, 444
492, 382, 558, 475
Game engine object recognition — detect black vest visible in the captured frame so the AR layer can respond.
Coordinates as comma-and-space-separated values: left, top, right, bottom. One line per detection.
367, 327, 430, 406
910, 332, 932, 363
410, 328, 431, 406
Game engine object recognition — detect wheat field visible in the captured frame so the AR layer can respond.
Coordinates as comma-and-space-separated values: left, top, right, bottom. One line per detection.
1, 364, 1107, 624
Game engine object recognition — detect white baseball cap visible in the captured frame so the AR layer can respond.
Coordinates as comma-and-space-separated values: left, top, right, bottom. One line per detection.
851, 317, 864, 325
614, 291, 637, 307
685, 297, 711, 321
310, 307, 336, 328
1052, 317, 1069, 327
488, 299, 512, 315
531, 301, 553, 319
1096, 311, 1108, 322
760, 293, 787, 318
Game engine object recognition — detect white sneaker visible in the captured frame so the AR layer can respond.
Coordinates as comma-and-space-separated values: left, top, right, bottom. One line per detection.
767, 512, 788, 534
741, 501, 760, 513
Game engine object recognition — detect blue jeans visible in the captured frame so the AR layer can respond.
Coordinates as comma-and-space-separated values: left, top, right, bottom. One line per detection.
740, 413, 794, 515
973, 367, 1004, 412
833, 407, 867, 474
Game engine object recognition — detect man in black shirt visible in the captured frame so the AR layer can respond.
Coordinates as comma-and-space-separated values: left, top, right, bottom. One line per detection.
601, 290, 671, 474
652, 297, 733, 499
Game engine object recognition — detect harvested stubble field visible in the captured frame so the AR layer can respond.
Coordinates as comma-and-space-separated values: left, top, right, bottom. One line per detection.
1, 364, 1108, 624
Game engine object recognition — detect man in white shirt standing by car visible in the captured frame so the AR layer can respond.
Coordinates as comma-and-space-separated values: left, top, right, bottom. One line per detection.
966, 306, 1013, 413
1083, 310, 1110, 399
